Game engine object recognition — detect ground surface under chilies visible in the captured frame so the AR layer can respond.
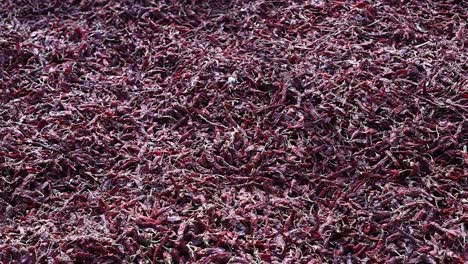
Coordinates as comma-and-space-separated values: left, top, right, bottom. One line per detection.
0, 1, 467, 263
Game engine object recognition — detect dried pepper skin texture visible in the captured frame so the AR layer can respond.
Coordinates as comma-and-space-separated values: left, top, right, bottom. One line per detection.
0, 0, 467, 263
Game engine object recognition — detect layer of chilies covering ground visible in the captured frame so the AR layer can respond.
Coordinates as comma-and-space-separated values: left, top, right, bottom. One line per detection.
0, 0, 467, 263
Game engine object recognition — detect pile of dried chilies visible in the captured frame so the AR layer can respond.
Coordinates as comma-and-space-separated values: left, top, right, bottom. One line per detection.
0, 0, 466, 263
